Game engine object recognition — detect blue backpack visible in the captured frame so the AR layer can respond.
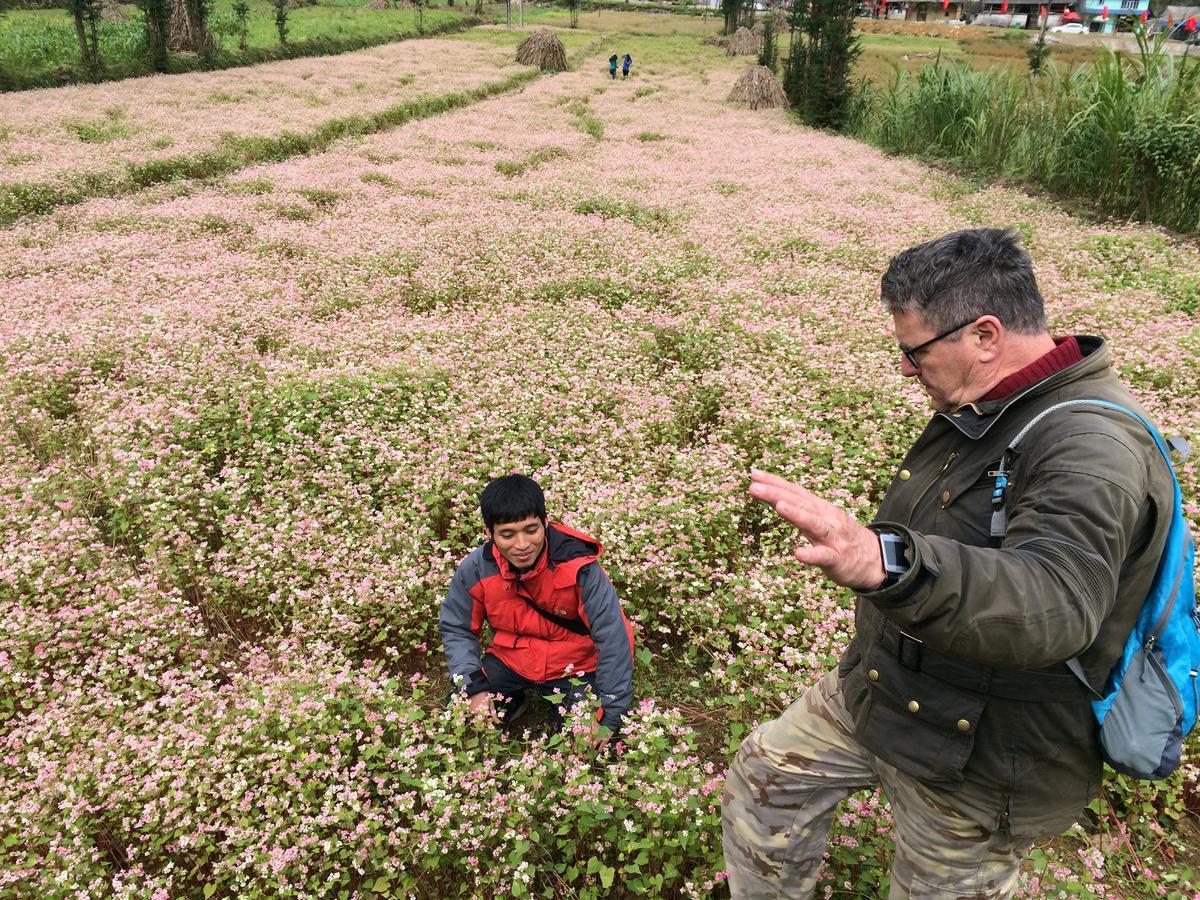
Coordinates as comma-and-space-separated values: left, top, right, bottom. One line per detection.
990, 399, 1200, 780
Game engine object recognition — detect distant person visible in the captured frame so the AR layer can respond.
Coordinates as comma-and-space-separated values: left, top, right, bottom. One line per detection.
622, 53, 633, 78
609, 53, 619, 79
440, 474, 635, 750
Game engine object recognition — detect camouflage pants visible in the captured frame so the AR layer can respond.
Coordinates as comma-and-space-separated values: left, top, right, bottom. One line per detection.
722, 670, 1032, 899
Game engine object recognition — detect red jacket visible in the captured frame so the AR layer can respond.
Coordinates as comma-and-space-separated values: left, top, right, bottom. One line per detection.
440, 522, 635, 727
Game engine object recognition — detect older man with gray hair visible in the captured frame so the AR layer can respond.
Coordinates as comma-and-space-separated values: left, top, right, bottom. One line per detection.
721, 228, 1176, 898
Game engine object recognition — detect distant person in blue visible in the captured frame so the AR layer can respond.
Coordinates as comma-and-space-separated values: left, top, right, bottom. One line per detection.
622, 53, 632, 78
609, 54, 618, 79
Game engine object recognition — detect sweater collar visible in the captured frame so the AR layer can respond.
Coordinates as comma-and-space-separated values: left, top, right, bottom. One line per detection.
938, 336, 1108, 440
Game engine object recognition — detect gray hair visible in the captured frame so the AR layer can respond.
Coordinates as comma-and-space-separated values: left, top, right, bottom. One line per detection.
881, 228, 1047, 335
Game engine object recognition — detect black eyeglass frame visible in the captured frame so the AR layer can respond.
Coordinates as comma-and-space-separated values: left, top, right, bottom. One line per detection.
900, 319, 977, 369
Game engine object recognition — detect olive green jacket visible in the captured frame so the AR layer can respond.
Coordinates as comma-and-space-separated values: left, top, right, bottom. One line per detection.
840, 336, 1176, 837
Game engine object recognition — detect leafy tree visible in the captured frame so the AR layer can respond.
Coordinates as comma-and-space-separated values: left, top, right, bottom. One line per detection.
722, 0, 739, 35
274, 0, 288, 44
141, 0, 171, 70
783, 0, 862, 129
186, 0, 216, 60
69, 0, 101, 71
1027, 19, 1052, 75
567, 0, 580, 28
758, 12, 779, 71
233, 0, 249, 51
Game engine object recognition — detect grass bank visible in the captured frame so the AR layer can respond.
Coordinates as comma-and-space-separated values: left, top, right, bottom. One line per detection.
848, 31, 1200, 234
0, 1, 472, 91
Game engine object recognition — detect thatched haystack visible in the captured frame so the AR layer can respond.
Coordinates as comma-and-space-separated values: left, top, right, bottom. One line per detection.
727, 64, 787, 109
725, 25, 759, 56
100, 0, 129, 21
516, 30, 568, 72
751, 20, 765, 35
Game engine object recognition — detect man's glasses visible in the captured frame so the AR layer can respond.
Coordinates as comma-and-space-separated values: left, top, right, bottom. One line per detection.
900, 319, 976, 369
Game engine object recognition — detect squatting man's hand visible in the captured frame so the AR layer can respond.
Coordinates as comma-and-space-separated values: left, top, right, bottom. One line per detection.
468, 690, 498, 720
468, 691, 611, 752
748, 469, 887, 592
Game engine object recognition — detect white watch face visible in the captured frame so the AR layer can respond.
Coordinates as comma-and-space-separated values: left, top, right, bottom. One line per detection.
879, 533, 908, 573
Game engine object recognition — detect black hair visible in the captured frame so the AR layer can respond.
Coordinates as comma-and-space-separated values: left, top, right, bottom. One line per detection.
880, 228, 1047, 335
480, 474, 546, 531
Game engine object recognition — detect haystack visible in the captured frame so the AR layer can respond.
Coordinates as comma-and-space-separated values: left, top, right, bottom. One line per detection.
101, 0, 129, 21
516, 30, 568, 72
363, 0, 390, 9
727, 64, 787, 109
725, 25, 759, 56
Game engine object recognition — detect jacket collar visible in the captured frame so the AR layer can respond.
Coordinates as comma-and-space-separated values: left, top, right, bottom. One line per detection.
937, 335, 1108, 440
489, 535, 549, 582
485, 521, 602, 581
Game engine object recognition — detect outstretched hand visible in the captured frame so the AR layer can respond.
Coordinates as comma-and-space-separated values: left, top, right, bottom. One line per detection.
748, 469, 887, 592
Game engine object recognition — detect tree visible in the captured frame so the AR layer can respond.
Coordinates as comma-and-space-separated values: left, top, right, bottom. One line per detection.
783, 0, 862, 129
758, 11, 779, 70
142, 0, 171, 70
1027, 8, 1052, 74
722, 0, 739, 35
233, 0, 249, 51
274, 0, 288, 44
70, 0, 102, 71
567, 0, 580, 28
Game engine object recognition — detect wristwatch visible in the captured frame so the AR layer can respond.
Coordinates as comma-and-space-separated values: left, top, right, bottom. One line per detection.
877, 530, 910, 586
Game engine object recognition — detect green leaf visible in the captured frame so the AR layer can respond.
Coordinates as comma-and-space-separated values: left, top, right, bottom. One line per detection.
372, 877, 391, 893
204, 886, 217, 899
599, 865, 615, 889
545, 691, 566, 704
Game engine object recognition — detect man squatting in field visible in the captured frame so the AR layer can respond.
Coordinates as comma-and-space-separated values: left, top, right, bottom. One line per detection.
722, 229, 1176, 898
440, 475, 635, 750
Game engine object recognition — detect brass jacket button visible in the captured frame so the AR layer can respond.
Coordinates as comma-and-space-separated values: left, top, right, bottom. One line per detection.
868, 669, 879, 682
941, 490, 951, 503
907, 700, 920, 714
898, 470, 911, 481
957, 719, 971, 732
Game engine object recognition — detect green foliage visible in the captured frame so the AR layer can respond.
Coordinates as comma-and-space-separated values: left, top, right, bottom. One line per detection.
758, 11, 777, 71
272, 0, 287, 44
783, 0, 862, 129
853, 31, 1200, 233
1027, 26, 1051, 75
494, 145, 569, 177
572, 196, 670, 228
0, 8, 478, 91
567, 97, 605, 139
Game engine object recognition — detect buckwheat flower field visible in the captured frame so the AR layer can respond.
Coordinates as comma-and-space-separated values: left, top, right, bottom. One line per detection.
1, 21, 1198, 899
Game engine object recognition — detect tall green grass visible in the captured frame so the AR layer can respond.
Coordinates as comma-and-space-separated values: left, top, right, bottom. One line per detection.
851, 32, 1200, 234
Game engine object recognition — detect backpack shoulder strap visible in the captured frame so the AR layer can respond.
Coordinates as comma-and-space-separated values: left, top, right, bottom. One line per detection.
988, 399, 1187, 696
989, 399, 1179, 539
